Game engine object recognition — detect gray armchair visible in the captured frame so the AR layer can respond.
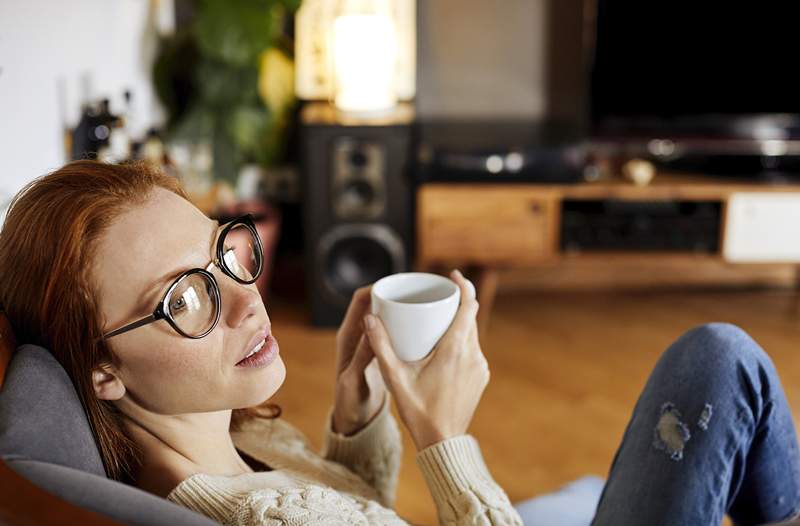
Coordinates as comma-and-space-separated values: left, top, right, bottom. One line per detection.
0, 339, 219, 526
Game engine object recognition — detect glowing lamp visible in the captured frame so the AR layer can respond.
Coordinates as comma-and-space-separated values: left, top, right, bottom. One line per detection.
332, 12, 398, 114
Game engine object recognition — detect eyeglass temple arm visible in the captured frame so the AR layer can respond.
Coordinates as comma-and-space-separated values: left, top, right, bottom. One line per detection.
103, 314, 158, 340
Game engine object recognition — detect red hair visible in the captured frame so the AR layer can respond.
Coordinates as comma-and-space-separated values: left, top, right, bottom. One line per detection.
0, 160, 279, 482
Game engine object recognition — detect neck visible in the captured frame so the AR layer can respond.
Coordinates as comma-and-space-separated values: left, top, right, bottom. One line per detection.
118, 400, 253, 479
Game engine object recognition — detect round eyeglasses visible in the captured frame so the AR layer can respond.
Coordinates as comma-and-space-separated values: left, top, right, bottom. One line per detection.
100, 214, 264, 340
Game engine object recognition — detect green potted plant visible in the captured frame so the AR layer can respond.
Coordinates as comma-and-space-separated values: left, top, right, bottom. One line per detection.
153, 0, 299, 184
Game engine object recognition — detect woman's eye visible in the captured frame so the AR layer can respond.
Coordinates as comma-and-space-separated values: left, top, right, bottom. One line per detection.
171, 296, 186, 313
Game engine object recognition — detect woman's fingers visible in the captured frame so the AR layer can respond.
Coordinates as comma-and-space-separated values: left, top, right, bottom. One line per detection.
339, 287, 372, 343
451, 269, 476, 301
468, 319, 479, 347
445, 270, 480, 344
347, 334, 375, 376
335, 286, 372, 371
362, 314, 405, 385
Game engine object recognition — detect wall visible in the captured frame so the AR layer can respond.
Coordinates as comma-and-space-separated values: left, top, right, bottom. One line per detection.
0, 0, 167, 222
0, 0, 588, 221
416, 0, 586, 121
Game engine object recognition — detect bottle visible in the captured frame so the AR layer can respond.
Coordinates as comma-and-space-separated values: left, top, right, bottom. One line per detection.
70, 73, 97, 160
72, 100, 110, 160
106, 90, 133, 163
141, 128, 166, 170
95, 99, 119, 163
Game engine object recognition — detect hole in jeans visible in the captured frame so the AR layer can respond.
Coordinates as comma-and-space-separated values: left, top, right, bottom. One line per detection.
653, 402, 691, 461
697, 403, 713, 431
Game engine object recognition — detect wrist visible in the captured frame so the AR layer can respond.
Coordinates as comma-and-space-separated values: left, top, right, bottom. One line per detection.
412, 429, 450, 451
332, 392, 387, 436
332, 409, 361, 436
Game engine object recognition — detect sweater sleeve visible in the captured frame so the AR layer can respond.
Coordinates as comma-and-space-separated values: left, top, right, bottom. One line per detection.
320, 391, 403, 509
416, 435, 524, 526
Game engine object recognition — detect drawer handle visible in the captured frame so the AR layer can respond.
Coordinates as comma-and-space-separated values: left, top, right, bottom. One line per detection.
530, 202, 543, 214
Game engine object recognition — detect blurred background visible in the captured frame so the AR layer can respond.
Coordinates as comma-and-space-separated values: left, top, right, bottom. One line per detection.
3, 1, 800, 523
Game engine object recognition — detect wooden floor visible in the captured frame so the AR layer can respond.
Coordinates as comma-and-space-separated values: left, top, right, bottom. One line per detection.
266, 287, 800, 525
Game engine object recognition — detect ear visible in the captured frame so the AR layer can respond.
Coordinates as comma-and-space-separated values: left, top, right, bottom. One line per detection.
91, 362, 126, 401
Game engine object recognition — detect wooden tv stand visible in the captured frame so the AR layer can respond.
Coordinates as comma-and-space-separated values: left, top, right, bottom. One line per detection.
413, 173, 800, 333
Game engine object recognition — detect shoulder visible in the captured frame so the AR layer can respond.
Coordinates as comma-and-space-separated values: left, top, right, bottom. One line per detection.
135, 460, 199, 500
168, 470, 297, 500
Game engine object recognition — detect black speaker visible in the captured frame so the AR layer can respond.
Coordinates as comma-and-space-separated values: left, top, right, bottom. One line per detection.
300, 103, 415, 327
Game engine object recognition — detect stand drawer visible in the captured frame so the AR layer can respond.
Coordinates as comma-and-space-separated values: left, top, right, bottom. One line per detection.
417, 185, 557, 265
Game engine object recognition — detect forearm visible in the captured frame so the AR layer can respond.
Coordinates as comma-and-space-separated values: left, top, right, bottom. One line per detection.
322, 391, 403, 508
416, 435, 524, 526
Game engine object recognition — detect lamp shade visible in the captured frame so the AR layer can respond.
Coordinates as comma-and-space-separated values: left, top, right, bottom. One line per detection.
332, 13, 398, 113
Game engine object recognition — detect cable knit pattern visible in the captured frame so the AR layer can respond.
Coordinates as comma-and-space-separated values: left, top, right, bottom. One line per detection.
321, 393, 401, 508
416, 435, 523, 525
232, 485, 408, 525
166, 393, 523, 525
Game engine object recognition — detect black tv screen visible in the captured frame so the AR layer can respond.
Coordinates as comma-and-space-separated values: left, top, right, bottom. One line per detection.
590, 1, 800, 139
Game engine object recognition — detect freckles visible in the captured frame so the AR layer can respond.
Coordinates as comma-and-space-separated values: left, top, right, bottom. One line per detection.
170, 346, 205, 371
169, 353, 193, 372
144, 351, 181, 376
173, 342, 224, 383
140, 339, 194, 372
134, 335, 226, 389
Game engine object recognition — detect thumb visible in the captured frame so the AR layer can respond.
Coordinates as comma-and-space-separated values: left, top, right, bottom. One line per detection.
362, 314, 404, 381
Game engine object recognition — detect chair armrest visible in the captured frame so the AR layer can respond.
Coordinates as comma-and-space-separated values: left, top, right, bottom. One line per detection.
0, 457, 121, 525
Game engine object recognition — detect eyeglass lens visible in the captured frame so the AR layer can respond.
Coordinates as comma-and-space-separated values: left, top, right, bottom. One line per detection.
167, 272, 219, 337
221, 223, 261, 282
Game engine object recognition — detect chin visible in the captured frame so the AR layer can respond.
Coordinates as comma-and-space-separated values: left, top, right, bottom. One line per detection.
245, 357, 286, 406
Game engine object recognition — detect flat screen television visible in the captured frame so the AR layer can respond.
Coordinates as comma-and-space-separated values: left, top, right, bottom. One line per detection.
590, 1, 800, 148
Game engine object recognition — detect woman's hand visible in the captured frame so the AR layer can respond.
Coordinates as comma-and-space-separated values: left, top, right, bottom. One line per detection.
362, 269, 489, 451
331, 286, 387, 436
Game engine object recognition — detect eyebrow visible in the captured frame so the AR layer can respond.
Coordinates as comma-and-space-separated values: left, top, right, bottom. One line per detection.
137, 219, 221, 311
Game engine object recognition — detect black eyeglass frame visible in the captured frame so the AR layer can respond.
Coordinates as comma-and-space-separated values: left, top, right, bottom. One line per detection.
99, 214, 264, 341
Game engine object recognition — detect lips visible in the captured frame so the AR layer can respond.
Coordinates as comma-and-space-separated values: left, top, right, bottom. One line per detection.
235, 335, 279, 369
237, 324, 270, 364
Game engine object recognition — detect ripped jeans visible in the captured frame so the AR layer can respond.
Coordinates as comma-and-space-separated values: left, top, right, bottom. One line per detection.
592, 323, 800, 526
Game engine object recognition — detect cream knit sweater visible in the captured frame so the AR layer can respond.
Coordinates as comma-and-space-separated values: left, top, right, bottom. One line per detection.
167, 393, 523, 525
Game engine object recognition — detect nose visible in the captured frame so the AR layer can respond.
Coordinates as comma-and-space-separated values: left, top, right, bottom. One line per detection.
221, 277, 262, 329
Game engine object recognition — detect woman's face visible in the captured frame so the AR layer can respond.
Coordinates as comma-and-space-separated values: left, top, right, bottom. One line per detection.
90, 187, 286, 415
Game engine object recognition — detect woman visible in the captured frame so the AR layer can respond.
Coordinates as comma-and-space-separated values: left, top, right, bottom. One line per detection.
1, 160, 799, 526
0, 160, 514, 525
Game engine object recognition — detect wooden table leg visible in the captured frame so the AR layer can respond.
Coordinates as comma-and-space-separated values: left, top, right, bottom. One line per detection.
794, 265, 800, 316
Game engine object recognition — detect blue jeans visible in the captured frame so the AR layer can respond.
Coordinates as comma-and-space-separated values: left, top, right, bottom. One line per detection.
592, 323, 800, 526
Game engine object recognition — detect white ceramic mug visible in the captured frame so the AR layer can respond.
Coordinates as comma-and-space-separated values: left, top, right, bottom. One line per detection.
370, 272, 476, 362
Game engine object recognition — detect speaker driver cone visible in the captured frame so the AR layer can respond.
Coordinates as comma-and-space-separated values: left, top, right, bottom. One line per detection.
317, 224, 406, 304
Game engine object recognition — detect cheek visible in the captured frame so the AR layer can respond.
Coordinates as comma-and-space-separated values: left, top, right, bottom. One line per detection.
115, 329, 285, 414
117, 334, 228, 411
